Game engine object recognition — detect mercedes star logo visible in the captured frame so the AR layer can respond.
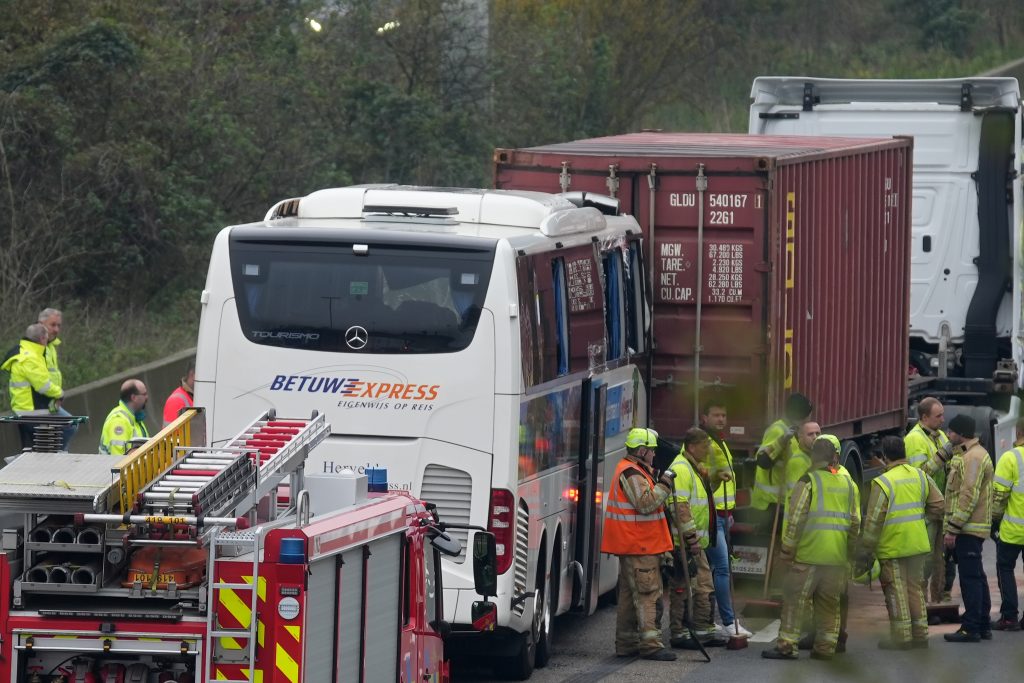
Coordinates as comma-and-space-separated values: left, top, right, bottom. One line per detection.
345, 325, 368, 350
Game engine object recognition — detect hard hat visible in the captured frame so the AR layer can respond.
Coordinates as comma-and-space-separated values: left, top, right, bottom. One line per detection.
815, 434, 841, 454
851, 559, 880, 585
625, 427, 659, 449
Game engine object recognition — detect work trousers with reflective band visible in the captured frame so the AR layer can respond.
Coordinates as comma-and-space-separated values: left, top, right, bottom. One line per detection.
668, 549, 715, 638
924, 525, 956, 603
880, 554, 928, 644
615, 554, 666, 656
955, 534, 992, 634
996, 539, 1024, 620
777, 563, 844, 657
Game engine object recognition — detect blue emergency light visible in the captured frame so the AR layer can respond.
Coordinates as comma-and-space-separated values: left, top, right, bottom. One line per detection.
366, 467, 388, 493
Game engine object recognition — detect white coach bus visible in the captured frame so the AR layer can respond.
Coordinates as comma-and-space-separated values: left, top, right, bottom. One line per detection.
194, 185, 652, 678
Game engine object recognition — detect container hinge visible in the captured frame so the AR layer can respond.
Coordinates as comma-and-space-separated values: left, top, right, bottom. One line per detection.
606, 164, 620, 197
754, 262, 772, 273
759, 112, 800, 120
559, 162, 571, 193
960, 83, 973, 112
802, 82, 818, 111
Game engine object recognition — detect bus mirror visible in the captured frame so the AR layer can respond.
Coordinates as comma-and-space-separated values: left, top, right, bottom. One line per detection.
472, 531, 498, 598
429, 530, 462, 558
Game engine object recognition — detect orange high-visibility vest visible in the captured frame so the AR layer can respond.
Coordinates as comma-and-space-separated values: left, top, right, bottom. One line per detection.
601, 458, 673, 555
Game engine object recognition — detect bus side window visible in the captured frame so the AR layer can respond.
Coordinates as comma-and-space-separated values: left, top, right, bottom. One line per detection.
625, 243, 648, 354
552, 258, 570, 376
603, 251, 626, 360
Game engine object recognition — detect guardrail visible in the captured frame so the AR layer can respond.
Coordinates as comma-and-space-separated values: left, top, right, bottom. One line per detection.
112, 407, 203, 513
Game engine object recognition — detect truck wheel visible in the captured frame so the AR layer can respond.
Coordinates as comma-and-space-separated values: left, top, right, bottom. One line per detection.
496, 629, 535, 681
535, 566, 555, 668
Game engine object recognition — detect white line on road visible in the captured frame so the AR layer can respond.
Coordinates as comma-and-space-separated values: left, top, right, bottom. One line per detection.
748, 619, 780, 643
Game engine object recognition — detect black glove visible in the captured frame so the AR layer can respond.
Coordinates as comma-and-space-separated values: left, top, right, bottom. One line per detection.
658, 469, 677, 488
756, 449, 773, 470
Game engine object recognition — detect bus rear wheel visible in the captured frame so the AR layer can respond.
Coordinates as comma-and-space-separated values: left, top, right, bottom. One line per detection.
535, 563, 555, 668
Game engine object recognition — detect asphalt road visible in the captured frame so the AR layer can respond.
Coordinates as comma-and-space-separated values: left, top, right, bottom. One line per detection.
454, 541, 1022, 682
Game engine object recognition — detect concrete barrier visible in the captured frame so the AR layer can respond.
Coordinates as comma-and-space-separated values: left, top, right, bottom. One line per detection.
1, 347, 196, 459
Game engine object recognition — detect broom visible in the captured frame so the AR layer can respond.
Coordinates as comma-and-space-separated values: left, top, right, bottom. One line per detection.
742, 500, 784, 618
724, 518, 749, 650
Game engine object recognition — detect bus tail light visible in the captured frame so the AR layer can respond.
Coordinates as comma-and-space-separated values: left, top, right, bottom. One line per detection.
488, 489, 515, 574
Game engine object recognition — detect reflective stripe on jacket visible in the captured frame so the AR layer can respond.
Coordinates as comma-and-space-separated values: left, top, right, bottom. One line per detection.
944, 438, 994, 539
994, 446, 1024, 545
99, 402, 149, 456
1, 338, 62, 413
668, 453, 712, 548
790, 469, 859, 566
44, 338, 61, 388
601, 456, 673, 556
709, 435, 735, 511
872, 463, 931, 558
905, 423, 949, 489
752, 419, 788, 510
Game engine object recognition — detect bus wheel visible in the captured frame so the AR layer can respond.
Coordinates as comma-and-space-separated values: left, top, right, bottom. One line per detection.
535, 564, 555, 668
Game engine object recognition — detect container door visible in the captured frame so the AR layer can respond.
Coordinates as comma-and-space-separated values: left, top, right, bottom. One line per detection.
635, 172, 770, 448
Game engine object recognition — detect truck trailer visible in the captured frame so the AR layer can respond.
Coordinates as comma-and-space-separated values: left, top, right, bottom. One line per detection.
748, 77, 1023, 453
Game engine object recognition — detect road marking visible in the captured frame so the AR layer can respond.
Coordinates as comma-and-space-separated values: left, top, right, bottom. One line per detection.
749, 619, 780, 643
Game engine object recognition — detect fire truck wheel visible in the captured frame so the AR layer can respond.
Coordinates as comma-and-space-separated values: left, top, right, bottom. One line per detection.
496, 629, 536, 680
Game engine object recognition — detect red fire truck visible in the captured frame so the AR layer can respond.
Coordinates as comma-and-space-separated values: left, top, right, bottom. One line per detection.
0, 408, 496, 683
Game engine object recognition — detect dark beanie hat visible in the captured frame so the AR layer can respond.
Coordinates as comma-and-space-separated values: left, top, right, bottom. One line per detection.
948, 413, 976, 439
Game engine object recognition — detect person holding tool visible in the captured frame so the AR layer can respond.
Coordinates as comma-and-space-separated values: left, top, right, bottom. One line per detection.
762, 435, 861, 661
701, 399, 753, 639
601, 427, 678, 661
665, 427, 723, 650
857, 435, 944, 649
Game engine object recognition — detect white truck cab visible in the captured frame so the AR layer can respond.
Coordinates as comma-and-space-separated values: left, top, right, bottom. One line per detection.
749, 76, 1023, 451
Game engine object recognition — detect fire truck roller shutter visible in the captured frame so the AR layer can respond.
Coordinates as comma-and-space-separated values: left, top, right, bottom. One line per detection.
364, 534, 402, 683
305, 554, 337, 683
336, 546, 364, 682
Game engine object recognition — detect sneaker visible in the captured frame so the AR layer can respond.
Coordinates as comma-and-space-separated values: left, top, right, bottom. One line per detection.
761, 647, 798, 660
943, 629, 980, 643
640, 648, 677, 661
721, 620, 754, 638
877, 639, 912, 651
809, 651, 834, 661
993, 618, 1021, 631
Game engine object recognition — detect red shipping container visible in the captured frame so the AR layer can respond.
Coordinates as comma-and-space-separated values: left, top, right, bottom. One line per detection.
495, 133, 912, 458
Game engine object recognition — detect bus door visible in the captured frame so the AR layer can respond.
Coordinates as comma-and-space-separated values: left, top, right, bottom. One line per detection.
573, 378, 607, 615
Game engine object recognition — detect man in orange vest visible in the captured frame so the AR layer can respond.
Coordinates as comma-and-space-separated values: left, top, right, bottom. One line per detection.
603, 426, 678, 661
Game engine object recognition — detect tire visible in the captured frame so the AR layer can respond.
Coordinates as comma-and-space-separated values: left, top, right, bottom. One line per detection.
496, 629, 535, 681
535, 564, 555, 668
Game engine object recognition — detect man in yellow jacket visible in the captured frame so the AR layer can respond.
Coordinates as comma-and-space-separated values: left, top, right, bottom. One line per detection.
942, 413, 994, 643
666, 427, 720, 650
858, 436, 944, 649
991, 417, 1024, 631
1, 324, 64, 449
762, 434, 861, 660
907, 396, 955, 604
752, 393, 813, 510
99, 379, 150, 456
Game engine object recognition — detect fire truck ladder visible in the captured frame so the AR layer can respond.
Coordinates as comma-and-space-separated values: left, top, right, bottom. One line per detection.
137, 410, 327, 519
80, 411, 328, 539
204, 489, 314, 683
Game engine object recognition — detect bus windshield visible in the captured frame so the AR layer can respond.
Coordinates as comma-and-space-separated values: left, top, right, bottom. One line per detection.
229, 238, 495, 354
